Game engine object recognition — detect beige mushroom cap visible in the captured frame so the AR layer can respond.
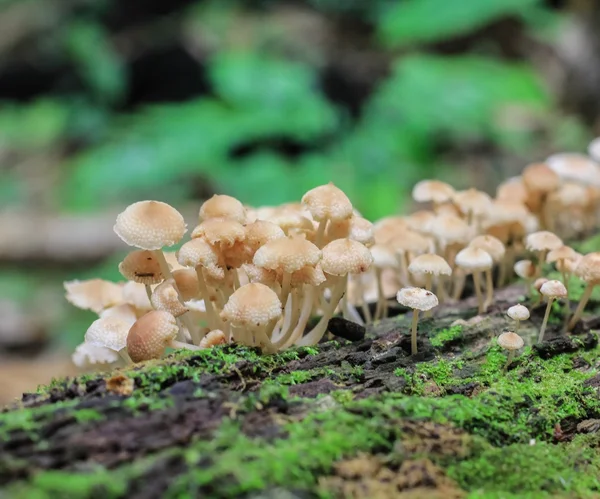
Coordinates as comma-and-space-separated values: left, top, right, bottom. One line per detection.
321, 238, 373, 276
429, 214, 471, 246
507, 304, 530, 321
453, 188, 493, 216
199, 194, 246, 224
151, 279, 188, 317
241, 264, 279, 286
64, 279, 123, 313
119, 250, 164, 285
99, 304, 138, 326
525, 231, 563, 252
575, 252, 600, 284
221, 283, 282, 327
326, 216, 375, 247
84, 316, 130, 351
522, 163, 560, 193
540, 280, 567, 298
549, 183, 590, 208
408, 254, 452, 276
534, 277, 548, 293
546, 153, 600, 186
497, 331, 524, 351
122, 281, 153, 312
191, 218, 246, 248
469, 235, 506, 263
290, 264, 327, 287
245, 220, 285, 252
396, 287, 439, 311
412, 180, 455, 204
72, 342, 120, 368
114, 200, 186, 250
547, 245, 578, 264
455, 247, 493, 272
177, 238, 224, 279
253, 235, 321, 273
268, 211, 315, 237
368, 244, 398, 269
172, 269, 200, 301
199, 329, 227, 349
127, 310, 179, 362
514, 260, 535, 280
496, 177, 528, 204
405, 210, 436, 234
301, 183, 353, 222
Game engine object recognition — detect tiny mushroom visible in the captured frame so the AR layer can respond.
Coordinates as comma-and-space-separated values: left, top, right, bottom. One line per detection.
84, 316, 131, 363
506, 304, 530, 334
455, 247, 493, 314
396, 287, 439, 355
118, 250, 164, 300
497, 331, 524, 370
568, 252, 600, 330
538, 280, 567, 343
199, 194, 246, 224
199, 329, 227, 349
407, 253, 452, 308
469, 235, 506, 309
525, 231, 563, 278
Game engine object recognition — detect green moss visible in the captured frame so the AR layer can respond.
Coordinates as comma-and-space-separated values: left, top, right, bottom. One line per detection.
430, 325, 463, 347
72, 409, 104, 424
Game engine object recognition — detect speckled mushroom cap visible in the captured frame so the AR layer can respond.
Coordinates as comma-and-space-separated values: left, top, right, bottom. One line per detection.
497, 331, 524, 351
452, 188, 492, 217
389, 230, 433, 255
268, 211, 315, 236
122, 281, 153, 312
245, 220, 285, 251
241, 264, 279, 286
547, 245, 578, 264
506, 304, 530, 321
220, 283, 282, 327
522, 163, 560, 193
72, 342, 120, 368
319, 238, 373, 277
429, 214, 470, 246
301, 183, 353, 222
514, 260, 535, 279
199, 329, 227, 349
369, 244, 398, 269
469, 235, 506, 263
177, 238, 224, 280
412, 180, 455, 204
525, 231, 563, 252
114, 200, 186, 250
540, 280, 567, 298
127, 310, 179, 363
118, 250, 164, 285
151, 279, 188, 317
84, 316, 130, 351
100, 304, 138, 326
455, 247, 493, 272
396, 287, 439, 311
191, 218, 246, 248
290, 264, 327, 287
546, 153, 600, 186
199, 194, 246, 224
408, 254, 452, 276
253, 235, 321, 273
326, 216, 375, 247
575, 252, 600, 284
172, 269, 200, 301
64, 279, 124, 313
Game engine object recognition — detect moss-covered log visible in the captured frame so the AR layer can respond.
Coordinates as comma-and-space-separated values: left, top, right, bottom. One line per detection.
2, 283, 600, 498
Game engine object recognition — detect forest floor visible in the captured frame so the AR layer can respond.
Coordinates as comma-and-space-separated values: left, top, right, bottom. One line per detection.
2, 282, 600, 499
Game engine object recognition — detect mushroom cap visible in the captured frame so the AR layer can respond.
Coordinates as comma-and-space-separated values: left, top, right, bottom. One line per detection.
191, 218, 246, 248
525, 231, 563, 252
455, 247, 493, 272
118, 250, 164, 285
507, 304, 530, 321
64, 279, 123, 313
412, 180, 455, 204
396, 287, 439, 311
301, 183, 353, 222
546, 153, 600, 186
549, 182, 589, 208
522, 163, 560, 193
253, 235, 321, 273
321, 238, 373, 276
72, 342, 120, 368
369, 244, 398, 269
199, 329, 227, 349
405, 210, 436, 234
540, 279, 567, 298
497, 331, 524, 351
241, 263, 279, 285
290, 264, 327, 287
485, 200, 530, 226
122, 281, 153, 312
575, 252, 600, 284
408, 253, 452, 276
429, 214, 470, 246
245, 220, 286, 251
199, 194, 246, 224
452, 188, 492, 216
373, 216, 410, 244
496, 177, 528, 204
546, 246, 578, 264
100, 304, 138, 326
326, 216, 375, 247
151, 279, 188, 317
177, 238, 224, 279
221, 283, 282, 327
534, 277, 549, 293
172, 269, 200, 301
127, 311, 179, 362
561, 252, 583, 274
84, 316, 130, 351
514, 260, 535, 279
389, 230, 433, 255
469, 235, 506, 262
114, 200, 186, 250
267, 211, 314, 237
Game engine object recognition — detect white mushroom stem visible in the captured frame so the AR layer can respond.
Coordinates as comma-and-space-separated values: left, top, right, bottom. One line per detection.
535, 250, 548, 278
452, 272, 466, 301
437, 276, 447, 303
395, 252, 409, 286
179, 315, 201, 344
538, 297, 555, 343
144, 285, 153, 302
315, 219, 328, 248
280, 271, 292, 309
483, 268, 494, 311
374, 268, 388, 320
341, 276, 364, 325
252, 318, 280, 354
296, 278, 346, 346
273, 287, 302, 342
118, 349, 132, 364
472, 271, 485, 314
515, 320, 521, 335
195, 267, 222, 331
277, 286, 315, 349
410, 309, 420, 355
169, 339, 202, 351
503, 350, 516, 371
568, 282, 595, 331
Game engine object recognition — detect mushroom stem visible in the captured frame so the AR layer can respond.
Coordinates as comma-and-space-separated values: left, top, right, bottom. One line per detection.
277, 286, 315, 349
483, 268, 494, 311
535, 250, 548, 279
153, 250, 174, 282
395, 252, 409, 286
144, 285, 153, 302
411, 309, 419, 355
567, 282, 595, 331
180, 314, 201, 345
169, 339, 202, 351
515, 320, 520, 335
452, 272, 466, 301
538, 297, 555, 343
342, 293, 364, 325
374, 268, 387, 320
472, 271, 484, 314
424, 274, 433, 318
280, 271, 292, 309
315, 219, 328, 248
118, 349, 132, 364
503, 350, 515, 371
195, 267, 222, 331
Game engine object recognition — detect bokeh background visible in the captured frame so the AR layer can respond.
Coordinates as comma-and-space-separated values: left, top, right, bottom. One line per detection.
0, 0, 599, 402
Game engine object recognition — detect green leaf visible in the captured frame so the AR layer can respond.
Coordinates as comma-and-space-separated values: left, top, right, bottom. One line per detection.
378, 0, 539, 47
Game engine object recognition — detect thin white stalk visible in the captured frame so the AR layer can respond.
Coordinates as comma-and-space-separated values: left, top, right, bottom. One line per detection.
169, 339, 202, 351
568, 282, 595, 331
473, 271, 484, 315
195, 267, 222, 331
275, 286, 313, 349
538, 297, 554, 343
411, 309, 419, 355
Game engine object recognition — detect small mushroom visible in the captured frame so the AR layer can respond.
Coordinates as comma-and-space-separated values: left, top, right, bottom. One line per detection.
533, 277, 549, 306
498, 331, 524, 370
538, 280, 567, 343
567, 252, 600, 330
199, 329, 227, 349
84, 316, 132, 363
513, 259, 536, 293
199, 194, 247, 224
469, 235, 506, 310
506, 304, 530, 334
118, 250, 164, 300
455, 247, 493, 314
408, 253, 451, 311
525, 231, 563, 279
396, 287, 439, 355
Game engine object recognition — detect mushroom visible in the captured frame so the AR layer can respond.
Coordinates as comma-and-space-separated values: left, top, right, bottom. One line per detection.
118, 250, 164, 300
127, 310, 200, 363
455, 247, 493, 314
370, 244, 399, 320
407, 253, 451, 309
84, 316, 132, 363
469, 235, 506, 309
521, 163, 559, 230
396, 287, 439, 355
538, 280, 567, 343
220, 283, 283, 353
64, 279, 123, 314
567, 252, 600, 330
301, 183, 353, 247
199, 329, 227, 349
546, 245, 579, 300
525, 231, 563, 279
72, 342, 120, 369
452, 188, 492, 232
513, 259, 536, 293
199, 194, 247, 224
412, 180, 455, 211
497, 331, 524, 370
533, 277, 549, 307
506, 304, 530, 334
